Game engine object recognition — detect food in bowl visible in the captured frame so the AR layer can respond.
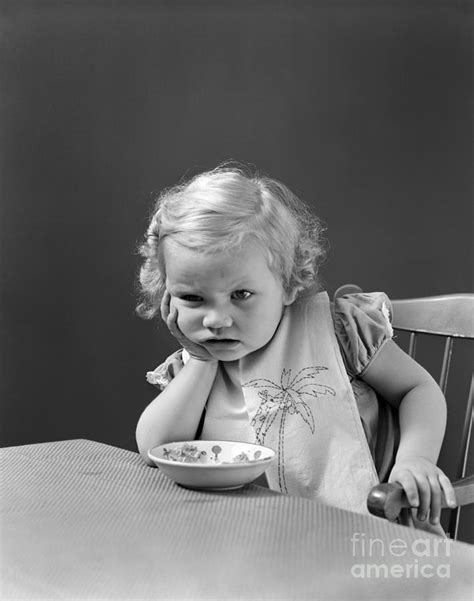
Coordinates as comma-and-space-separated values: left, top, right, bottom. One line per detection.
162, 443, 207, 463
161, 442, 263, 465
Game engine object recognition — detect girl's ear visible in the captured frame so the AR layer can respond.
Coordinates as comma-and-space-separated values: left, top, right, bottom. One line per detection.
283, 287, 298, 306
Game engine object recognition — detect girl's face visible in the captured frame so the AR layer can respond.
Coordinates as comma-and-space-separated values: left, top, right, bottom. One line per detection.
163, 239, 295, 362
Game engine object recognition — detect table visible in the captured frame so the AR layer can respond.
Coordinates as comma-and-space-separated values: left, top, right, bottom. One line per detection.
1, 439, 473, 600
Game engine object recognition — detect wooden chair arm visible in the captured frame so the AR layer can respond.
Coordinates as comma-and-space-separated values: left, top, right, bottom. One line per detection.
367, 475, 474, 521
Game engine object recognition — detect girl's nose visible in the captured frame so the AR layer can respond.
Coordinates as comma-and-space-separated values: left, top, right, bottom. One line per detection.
202, 308, 233, 330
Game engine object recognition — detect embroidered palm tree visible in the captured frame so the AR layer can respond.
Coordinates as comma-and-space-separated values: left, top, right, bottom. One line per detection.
243, 366, 335, 493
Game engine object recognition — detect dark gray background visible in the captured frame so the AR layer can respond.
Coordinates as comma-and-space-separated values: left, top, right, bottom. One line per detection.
1, 1, 472, 539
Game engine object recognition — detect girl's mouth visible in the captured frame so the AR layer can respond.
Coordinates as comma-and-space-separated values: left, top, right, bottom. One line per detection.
204, 338, 240, 349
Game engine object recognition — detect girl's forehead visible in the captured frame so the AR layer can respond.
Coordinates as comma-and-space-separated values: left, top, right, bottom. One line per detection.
163, 238, 276, 286
163, 237, 266, 264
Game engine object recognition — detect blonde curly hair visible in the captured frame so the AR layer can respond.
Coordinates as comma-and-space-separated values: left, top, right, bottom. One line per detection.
136, 164, 327, 319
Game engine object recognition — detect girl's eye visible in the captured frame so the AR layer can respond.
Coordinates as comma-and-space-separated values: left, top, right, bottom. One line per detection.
232, 290, 252, 301
180, 294, 202, 302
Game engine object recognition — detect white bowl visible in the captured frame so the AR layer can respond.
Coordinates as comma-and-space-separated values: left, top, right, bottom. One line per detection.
148, 440, 276, 491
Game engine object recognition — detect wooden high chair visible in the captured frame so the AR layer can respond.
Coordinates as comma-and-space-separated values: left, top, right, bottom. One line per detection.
334, 285, 474, 540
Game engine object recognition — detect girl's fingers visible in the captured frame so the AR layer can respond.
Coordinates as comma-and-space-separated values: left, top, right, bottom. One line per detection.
439, 472, 457, 508
167, 306, 180, 336
391, 472, 420, 509
390, 463, 455, 526
160, 290, 171, 322
428, 476, 442, 525
162, 294, 183, 341
413, 476, 431, 521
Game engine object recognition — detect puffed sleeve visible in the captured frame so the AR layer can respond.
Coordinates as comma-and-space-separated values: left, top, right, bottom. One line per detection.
333, 292, 394, 378
145, 348, 190, 390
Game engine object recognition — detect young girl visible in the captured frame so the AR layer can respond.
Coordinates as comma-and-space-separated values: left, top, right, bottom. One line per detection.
135, 164, 455, 531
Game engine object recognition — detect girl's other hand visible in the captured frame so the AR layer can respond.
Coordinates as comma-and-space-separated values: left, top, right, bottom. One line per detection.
388, 456, 457, 525
160, 291, 216, 362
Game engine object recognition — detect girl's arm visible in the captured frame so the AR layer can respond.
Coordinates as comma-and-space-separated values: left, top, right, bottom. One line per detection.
137, 290, 218, 465
361, 340, 456, 525
136, 357, 218, 465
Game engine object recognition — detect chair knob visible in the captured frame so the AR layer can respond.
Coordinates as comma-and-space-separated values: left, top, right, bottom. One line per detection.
367, 482, 409, 521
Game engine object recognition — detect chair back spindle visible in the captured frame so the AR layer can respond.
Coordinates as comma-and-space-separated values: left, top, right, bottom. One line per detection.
408, 332, 417, 359
439, 337, 453, 396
